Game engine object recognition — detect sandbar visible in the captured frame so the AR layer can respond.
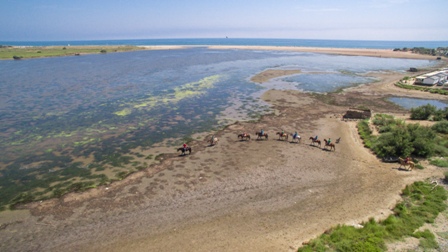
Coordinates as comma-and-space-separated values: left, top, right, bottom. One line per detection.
208, 45, 440, 60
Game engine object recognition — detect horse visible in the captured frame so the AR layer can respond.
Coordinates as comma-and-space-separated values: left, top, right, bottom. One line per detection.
323, 139, 335, 151
398, 157, 414, 171
290, 134, 301, 143
209, 136, 219, 146
309, 137, 321, 147
276, 132, 288, 141
255, 131, 268, 140
238, 133, 250, 141
177, 146, 192, 155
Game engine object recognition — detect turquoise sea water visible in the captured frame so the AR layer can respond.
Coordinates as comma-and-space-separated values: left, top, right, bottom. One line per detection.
1, 38, 447, 49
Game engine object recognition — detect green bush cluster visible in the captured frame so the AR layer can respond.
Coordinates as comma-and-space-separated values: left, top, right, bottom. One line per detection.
357, 120, 375, 149
298, 181, 447, 251
365, 114, 437, 158
410, 104, 448, 121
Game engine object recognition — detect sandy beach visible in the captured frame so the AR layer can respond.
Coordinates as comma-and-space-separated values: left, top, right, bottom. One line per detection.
208, 45, 440, 60
1, 46, 447, 252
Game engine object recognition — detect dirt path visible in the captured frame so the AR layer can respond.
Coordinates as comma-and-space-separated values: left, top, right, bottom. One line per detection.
1, 71, 447, 252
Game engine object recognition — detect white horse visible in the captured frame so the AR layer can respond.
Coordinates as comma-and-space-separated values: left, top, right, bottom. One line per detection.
291, 134, 301, 143
209, 136, 219, 146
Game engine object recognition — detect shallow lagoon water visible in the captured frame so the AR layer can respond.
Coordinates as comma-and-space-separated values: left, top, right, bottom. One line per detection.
0, 48, 438, 207
388, 97, 448, 110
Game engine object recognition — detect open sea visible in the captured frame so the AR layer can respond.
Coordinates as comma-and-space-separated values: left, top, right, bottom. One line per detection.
0, 38, 446, 208
1, 38, 447, 49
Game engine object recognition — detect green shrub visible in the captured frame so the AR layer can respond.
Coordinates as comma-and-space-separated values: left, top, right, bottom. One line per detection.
298, 181, 447, 251
432, 121, 448, 134
357, 120, 375, 148
430, 158, 448, 167
410, 104, 437, 120
414, 229, 438, 250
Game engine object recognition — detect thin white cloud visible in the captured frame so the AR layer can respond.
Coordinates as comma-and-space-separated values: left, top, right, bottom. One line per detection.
301, 8, 344, 12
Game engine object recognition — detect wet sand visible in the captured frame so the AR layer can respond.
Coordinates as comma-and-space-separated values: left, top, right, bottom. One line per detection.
1, 48, 447, 252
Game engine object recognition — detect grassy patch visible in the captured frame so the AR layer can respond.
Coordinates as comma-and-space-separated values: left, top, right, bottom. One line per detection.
0, 45, 143, 59
298, 181, 447, 251
430, 158, 448, 167
395, 82, 448, 96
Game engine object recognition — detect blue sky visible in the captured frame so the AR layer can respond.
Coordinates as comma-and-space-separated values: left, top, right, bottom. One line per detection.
1, 0, 447, 41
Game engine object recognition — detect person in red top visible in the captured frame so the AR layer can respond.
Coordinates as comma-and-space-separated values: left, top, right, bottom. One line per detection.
404, 156, 411, 164
183, 143, 188, 151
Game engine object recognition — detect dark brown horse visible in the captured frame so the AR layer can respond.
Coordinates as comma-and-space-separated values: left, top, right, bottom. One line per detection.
309, 137, 321, 147
177, 146, 192, 155
276, 132, 288, 141
255, 131, 268, 140
323, 139, 335, 151
238, 133, 251, 141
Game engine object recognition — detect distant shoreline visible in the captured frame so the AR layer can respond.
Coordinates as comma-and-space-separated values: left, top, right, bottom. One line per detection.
1, 44, 442, 60
207, 45, 440, 60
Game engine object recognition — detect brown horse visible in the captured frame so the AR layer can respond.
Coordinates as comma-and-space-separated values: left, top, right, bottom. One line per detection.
238, 133, 251, 141
255, 131, 268, 140
398, 157, 414, 171
276, 132, 288, 141
177, 146, 192, 155
309, 137, 321, 147
323, 139, 335, 151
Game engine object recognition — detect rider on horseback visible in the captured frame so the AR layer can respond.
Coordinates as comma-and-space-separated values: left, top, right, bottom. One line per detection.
281, 129, 285, 136
260, 129, 264, 136
404, 156, 411, 164
183, 143, 188, 151
327, 138, 331, 145
314, 135, 318, 141
293, 131, 298, 139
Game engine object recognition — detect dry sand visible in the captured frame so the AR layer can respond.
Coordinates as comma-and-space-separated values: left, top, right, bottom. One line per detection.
208, 45, 440, 60
1, 48, 447, 252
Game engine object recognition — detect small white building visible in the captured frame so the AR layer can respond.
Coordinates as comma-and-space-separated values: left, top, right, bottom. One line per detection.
423, 76, 440, 85
414, 71, 442, 86
436, 72, 448, 84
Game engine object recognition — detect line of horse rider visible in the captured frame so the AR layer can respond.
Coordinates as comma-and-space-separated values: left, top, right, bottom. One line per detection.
178, 130, 339, 155
238, 129, 338, 150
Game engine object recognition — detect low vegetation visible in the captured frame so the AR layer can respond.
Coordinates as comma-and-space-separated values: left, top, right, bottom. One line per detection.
0, 45, 142, 59
395, 82, 448, 95
358, 113, 447, 159
410, 104, 448, 121
298, 180, 447, 251
393, 47, 448, 58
